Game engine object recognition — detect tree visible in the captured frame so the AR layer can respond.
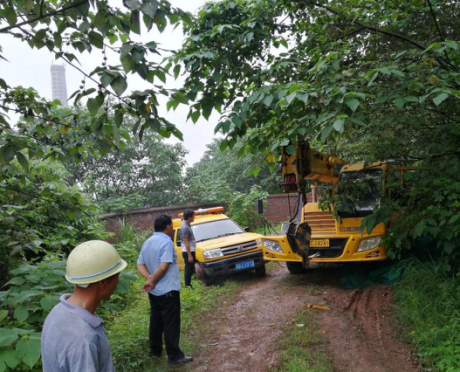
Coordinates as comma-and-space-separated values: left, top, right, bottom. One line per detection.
69, 129, 188, 212
184, 138, 280, 203
0, 0, 190, 179
171, 0, 460, 260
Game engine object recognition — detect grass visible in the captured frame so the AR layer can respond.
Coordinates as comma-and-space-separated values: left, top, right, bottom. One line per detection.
106, 272, 240, 372
394, 258, 460, 371
275, 306, 332, 372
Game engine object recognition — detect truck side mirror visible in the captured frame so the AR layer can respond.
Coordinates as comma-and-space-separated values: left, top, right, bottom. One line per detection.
176, 240, 181, 247
244, 227, 251, 232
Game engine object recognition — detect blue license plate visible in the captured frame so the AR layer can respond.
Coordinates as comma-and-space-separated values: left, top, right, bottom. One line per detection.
235, 261, 255, 270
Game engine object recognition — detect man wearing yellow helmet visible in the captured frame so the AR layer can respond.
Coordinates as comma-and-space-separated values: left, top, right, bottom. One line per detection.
41, 240, 127, 372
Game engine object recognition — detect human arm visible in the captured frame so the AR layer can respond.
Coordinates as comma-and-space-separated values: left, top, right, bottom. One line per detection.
141, 262, 170, 292
67, 343, 99, 372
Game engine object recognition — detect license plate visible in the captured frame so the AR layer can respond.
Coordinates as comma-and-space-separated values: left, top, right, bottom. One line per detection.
310, 239, 330, 248
235, 261, 255, 270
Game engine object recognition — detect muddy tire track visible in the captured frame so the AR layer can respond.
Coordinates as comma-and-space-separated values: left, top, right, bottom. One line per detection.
185, 264, 419, 372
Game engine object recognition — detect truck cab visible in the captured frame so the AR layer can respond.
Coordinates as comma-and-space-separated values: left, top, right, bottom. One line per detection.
172, 207, 266, 280
261, 142, 390, 274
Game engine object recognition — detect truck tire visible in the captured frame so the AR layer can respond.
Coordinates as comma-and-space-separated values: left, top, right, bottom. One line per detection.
195, 263, 212, 285
286, 262, 307, 275
254, 264, 267, 277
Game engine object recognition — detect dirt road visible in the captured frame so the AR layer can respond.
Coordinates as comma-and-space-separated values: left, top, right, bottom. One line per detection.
188, 264, 419, 372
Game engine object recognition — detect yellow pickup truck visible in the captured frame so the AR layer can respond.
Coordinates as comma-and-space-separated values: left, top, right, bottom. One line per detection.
172, 207, 266, 281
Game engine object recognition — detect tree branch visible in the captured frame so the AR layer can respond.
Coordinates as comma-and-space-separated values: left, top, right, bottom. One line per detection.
0, 0, 89, 33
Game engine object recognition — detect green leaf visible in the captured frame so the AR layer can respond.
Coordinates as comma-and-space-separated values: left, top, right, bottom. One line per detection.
0, 348, 20, 370
87, 98, 101, 115
191, 111, 200, 124
394, 98, 405, 109
321, 124, 334, 142
0, 310, 8, 322
413, 222, 425, 238
285, 93, 297, 105
40, 296, 60, 311
433, 92, 448, 106
5, 277, 25, 286
130, 10, 141, 34
286, 145, 296, 155
114, 112, 124, 127
345, 98, 359, 112
120, 53, 136, 73
141, 1, 158, 18
88, 31, 104, 49
100, 72, 116, 88
14, 306, 29, 323
404, 96, 418, 103
4, 8, 17, 25
16, 152, 29, 171
250, 166, 261, 177
16, 338, 41, 368
111, 76, 128, 96
0, 329, 18, 347
219, 141, 228, 151
263, 95, 274, 107
24, 0, 34, 12
333, 118, 345, 133
174, 65, 181, 79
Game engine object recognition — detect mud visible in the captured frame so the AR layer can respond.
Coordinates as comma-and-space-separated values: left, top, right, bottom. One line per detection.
186, 264, 419, 372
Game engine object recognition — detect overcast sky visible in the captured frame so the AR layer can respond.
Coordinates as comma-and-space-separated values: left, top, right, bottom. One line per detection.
0, 0, 219, 166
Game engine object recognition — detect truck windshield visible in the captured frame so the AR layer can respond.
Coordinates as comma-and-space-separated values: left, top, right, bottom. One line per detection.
192, 219, 244, 242
338, 169, 383, 217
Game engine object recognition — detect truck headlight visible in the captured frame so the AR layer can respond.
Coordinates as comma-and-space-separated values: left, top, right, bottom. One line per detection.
263, 239, 283, 253
256, 239, 262, 248
357, 236, 382, 252
203, 249, 223, 259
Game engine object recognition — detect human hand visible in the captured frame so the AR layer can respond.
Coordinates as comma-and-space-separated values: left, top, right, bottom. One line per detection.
188, 254, 194, 263
142, 279, 156, 292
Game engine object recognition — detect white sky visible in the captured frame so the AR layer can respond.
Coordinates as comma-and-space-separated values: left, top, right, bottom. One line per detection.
0, 0, 218, 165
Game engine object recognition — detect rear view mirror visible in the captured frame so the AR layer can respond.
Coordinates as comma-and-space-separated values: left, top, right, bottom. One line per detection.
244, 227, 251, 232
176, 240, 181, 247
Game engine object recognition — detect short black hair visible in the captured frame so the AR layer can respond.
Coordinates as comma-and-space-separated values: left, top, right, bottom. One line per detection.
183, 209, 195, 220
154, 215, 172, 232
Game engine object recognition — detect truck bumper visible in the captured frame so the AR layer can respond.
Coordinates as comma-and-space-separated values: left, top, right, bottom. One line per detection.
200, 251, 265, 277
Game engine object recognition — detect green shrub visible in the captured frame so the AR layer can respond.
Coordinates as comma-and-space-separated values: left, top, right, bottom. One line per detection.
394, 259, 460, 371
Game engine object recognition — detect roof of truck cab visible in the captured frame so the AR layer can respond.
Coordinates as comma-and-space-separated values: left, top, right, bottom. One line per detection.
172, 213, 229, 228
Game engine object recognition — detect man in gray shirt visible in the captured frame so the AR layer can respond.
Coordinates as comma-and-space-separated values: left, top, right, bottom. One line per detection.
179, 209, 196, 288
41, 240, 127, 372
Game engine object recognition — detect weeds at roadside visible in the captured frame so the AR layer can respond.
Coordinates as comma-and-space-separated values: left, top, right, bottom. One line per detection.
275, 306, 332, 372
394, 259, 460, 371
106, 273, 240, 372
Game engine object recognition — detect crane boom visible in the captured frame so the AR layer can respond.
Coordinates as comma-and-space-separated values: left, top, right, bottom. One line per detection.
281, 141, 348, 193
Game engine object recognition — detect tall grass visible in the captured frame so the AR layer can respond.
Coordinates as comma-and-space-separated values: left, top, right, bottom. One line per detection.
394, 259, 460, 371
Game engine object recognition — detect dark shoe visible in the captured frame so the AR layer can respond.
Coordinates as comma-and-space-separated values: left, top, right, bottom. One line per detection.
185, 284, 194, 290
168, 356, 193, 366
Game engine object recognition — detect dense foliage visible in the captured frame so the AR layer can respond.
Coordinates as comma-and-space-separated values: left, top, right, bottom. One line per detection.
172, 0, 460, 261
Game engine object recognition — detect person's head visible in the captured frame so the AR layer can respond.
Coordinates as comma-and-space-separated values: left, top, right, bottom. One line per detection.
183, 209, 195, 223
65, 240, 128, 301
154, 214, 173, 237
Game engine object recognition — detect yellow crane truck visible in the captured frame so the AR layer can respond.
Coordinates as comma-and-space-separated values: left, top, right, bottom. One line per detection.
261, 141, 394, 274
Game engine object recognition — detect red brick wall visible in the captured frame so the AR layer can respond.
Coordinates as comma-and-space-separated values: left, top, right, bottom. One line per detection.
101, 194, 313, 239
265, 193, 313, 224
100, 203, 222, 242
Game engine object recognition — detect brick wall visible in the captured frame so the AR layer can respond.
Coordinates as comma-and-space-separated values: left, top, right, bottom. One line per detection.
265, 193, 313, 224
100, 203, 222, 242
101, 194, 313, 239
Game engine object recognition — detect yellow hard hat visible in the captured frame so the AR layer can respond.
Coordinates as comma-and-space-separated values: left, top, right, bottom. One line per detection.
65, 240, 128, 287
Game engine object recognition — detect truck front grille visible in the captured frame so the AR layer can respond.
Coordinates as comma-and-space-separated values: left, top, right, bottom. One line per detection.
309, 238, 348, 258
221, 241, 258, 256
304, 212, 336, 234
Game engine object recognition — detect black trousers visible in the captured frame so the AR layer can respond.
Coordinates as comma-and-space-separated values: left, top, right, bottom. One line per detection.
148, 291, 184, 361
182, 252, 196, 286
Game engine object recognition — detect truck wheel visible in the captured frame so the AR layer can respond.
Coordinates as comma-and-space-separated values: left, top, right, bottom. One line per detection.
286, 262, 307, 275
254, 264, 266, 277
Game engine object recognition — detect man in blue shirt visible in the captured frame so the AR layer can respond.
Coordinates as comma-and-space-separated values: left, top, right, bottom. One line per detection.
137, 215, 193, 366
